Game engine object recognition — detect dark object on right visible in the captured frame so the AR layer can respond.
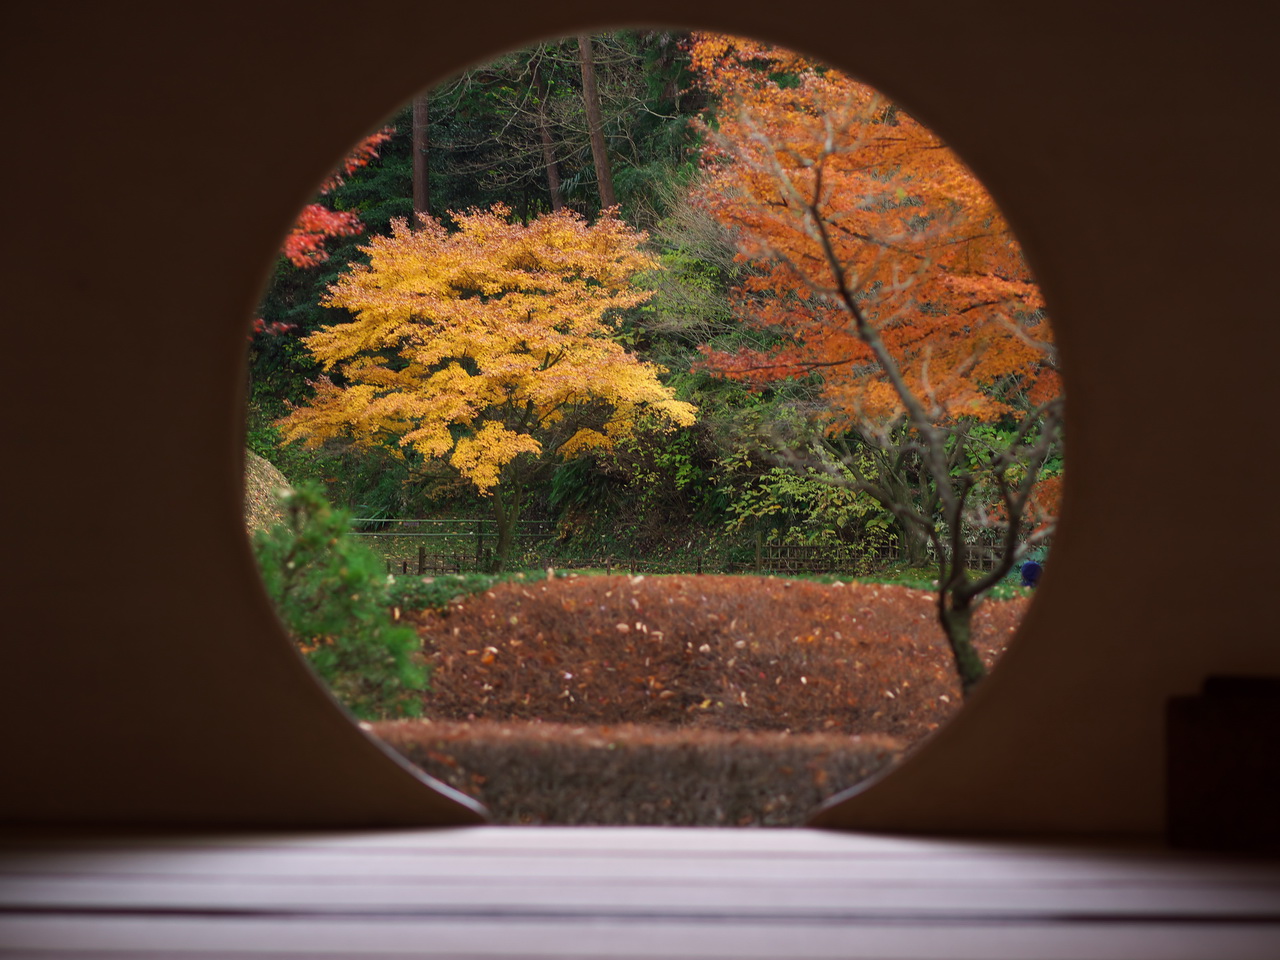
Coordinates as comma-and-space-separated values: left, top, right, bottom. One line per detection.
1167, 675, 1280, 853
1019, 560, 1043, 588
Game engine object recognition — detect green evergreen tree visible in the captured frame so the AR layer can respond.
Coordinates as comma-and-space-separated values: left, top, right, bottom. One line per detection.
253, 483, 428, 719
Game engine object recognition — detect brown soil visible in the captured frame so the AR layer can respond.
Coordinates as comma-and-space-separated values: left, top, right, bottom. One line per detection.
372, 574, 1028, 825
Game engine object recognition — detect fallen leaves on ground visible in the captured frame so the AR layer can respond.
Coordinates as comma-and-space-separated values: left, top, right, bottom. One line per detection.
404, 574, 1024, 741
374, 574, 1028, 825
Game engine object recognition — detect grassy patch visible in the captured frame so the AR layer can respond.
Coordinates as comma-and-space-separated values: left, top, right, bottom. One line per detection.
386, 564, 1038, 614
387, 567, 576, 613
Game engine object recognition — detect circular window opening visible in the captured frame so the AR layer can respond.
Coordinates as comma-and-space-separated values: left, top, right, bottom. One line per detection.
244, 29, 1063, 826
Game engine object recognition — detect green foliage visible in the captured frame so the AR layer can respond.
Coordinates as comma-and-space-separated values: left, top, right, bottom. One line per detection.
725, 462, 892, 542
387, 568, 572, 614
419, 31, 701, 226
253, 483, 427, 719
610, 422, 711, 515
246, 403, 335, 487
953, 420, 1062, 516
548, 455, 618, 513
855, 564, 1033, 600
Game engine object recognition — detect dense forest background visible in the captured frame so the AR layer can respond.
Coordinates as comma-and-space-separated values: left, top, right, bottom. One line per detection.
246, 29, 1059, 581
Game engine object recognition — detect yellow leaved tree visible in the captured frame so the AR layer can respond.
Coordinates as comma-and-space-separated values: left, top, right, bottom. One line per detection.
277, 205, 695, 568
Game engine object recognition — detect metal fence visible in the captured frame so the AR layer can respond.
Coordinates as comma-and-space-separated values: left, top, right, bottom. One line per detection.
754, 542, 899, 575
361, 515, 1045, 578
351, 517, 555, 572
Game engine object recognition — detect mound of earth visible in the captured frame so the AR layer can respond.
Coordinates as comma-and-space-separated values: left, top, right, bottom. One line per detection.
403, 574, 1024, 741
243, 450, 291, 535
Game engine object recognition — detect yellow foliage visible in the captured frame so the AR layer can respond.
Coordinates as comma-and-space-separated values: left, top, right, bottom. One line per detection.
450, 423, 541, 493
277, 205, 696, 493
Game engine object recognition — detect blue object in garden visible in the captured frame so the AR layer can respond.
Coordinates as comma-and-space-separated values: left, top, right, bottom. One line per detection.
1020, 560, 1043, 588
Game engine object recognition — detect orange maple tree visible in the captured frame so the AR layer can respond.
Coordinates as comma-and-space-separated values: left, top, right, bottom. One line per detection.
689, 34, 1057, 426
686, 34, 1063, 695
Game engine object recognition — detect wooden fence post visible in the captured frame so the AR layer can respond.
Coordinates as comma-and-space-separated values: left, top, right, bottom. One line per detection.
755, 530, 763, 574
417, 545, 426, 575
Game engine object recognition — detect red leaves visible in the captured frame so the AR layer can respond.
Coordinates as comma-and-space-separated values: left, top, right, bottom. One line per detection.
316, 126, 395, 195
249, 317, 297, 340
282, 203, 364, 268
280, 126, 395, 268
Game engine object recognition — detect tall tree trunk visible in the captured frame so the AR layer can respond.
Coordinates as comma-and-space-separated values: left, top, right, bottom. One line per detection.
411, 91, 430, 225
531, 58, 565, 212
576, 34, 615, 211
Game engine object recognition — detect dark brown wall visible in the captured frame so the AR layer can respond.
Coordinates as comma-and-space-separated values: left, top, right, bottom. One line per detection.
3, 2, 1275, 834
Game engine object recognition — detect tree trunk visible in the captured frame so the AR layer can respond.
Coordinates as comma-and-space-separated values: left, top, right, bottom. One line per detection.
411, 91, 430, 224
576, 34, 615, 211
900, 521, 930, 567
531, 58, 565, 212
939, 597, 987, 699
490, 480, 524, 573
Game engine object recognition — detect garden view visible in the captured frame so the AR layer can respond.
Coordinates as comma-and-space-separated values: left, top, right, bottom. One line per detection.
245, 31, 1063, 824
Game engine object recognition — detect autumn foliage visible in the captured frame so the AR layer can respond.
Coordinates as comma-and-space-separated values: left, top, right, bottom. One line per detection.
687, 34, 1058, 429
281, 126, 394, 268
277, 205, 695, 563
282, 204, 365, 269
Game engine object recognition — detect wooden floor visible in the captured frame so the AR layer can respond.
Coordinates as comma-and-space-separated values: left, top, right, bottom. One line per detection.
3, 827, 1279, 958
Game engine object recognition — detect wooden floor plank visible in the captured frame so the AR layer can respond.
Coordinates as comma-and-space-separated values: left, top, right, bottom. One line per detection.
4, 915, 1280, 960
5, 845, 1276, 886
3, 829, 1279, 959
0, 826, 1183, 855
5, 874, 1279, 918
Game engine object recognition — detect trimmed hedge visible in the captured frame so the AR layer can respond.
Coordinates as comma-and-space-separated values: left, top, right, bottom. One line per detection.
374, 719, 902, 826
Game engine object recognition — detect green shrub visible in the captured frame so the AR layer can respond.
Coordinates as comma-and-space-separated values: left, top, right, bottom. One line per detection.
253, 482, 428, 719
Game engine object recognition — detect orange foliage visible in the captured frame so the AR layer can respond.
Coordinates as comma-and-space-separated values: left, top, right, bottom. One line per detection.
687, 35, 1058, 430
986, 472, 1062, 537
